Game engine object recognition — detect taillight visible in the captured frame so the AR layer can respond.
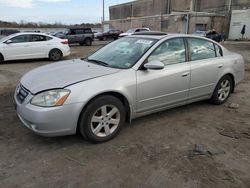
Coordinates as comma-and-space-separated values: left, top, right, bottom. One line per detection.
61, 39, 68, 44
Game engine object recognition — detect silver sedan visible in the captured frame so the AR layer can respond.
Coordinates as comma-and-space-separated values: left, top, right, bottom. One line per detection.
14, 33, 245, 143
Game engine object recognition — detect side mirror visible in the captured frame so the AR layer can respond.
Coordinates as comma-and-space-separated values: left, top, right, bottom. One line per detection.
144, 60, 164, 70
5, 40, 12, 44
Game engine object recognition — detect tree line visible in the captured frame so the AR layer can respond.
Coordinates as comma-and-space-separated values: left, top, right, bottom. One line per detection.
0, 20, 102, 28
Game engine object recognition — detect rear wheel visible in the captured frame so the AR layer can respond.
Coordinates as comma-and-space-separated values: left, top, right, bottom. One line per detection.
78, 95, 125, 143
84, 38, 92, 46
210, 75, 233, 105
49, 49, 62, 61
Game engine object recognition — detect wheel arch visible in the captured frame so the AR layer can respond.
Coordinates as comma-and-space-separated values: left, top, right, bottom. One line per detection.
48, 48, 63, 58
49, 48, 62, 55
0, 52, 4, 61
223, 73, 235, 93
77, 91, 132, 131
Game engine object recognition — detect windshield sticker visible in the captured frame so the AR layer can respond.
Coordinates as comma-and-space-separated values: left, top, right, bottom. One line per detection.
136, 40, 153, 45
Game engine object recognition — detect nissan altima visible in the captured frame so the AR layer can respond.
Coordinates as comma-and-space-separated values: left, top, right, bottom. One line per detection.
0, 32, 70, 62
14, 32, 245, 143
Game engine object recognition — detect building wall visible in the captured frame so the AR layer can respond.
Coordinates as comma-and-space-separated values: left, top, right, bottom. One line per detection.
109, 0, 170, 20
171, 0, 192, 12
105, 13, 225, 34
229, 9, 250, 40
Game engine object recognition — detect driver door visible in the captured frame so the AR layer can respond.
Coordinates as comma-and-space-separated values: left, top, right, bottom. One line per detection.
3, 34, 32, 60
136, 38, 190, 114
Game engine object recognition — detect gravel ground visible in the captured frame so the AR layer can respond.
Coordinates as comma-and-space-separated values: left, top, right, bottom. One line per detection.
0, 40, 250, 188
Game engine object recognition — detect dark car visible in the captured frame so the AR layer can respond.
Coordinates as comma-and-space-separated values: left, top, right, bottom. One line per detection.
55, 28, 94, 46
96, 29, 122, 41
0, 29, 20, 38
206, 30, 225, 42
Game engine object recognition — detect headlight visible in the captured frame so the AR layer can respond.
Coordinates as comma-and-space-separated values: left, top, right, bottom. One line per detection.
31, 89, 70, 107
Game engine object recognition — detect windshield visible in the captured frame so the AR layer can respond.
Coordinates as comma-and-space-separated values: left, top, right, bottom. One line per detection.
86, 37, 157, 69
126, 29, 136, 33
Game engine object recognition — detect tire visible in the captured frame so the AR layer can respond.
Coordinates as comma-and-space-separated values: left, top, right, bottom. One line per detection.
210, 75, 233, 105
0, 54, 3, 64
84, 38, 92, 46
103, 36, 107, 41
49, 49, 63, 61
78, 95, 125, 143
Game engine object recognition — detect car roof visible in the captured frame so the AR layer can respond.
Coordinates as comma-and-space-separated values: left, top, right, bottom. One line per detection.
128, 33, 220, 42
1, 32, 54, 41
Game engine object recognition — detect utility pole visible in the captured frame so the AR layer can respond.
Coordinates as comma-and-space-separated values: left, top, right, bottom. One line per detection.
102, 0, 105, 22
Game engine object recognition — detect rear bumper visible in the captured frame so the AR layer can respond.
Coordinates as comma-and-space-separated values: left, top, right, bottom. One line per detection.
62, 46, 71, 57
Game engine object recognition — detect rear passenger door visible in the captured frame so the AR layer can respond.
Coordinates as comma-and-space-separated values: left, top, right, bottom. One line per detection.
30, 34, 52, 58
187, 38, 223, 100
67, 29, 77, 43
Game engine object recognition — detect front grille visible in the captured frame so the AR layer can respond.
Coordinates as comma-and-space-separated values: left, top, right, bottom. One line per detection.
16, 85, 29, 103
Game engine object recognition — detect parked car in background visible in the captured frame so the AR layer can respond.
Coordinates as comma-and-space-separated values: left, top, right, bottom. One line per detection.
119, 28, 150, 37
206, 29, 225, 42
14, 33, 244, 143
96, 29, 122, 40
0, 29, 20, 39
192, 30, 207, 37
0, 32, 70, 63
55, 27, 94, 46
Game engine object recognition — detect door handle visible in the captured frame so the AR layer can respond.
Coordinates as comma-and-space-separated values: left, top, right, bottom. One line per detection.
218, 64, 223, 68
181, 72, 190, 77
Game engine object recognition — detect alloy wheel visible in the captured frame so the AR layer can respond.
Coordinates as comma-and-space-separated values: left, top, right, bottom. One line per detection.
218, 79, 231, 101
90, 105, 120, 137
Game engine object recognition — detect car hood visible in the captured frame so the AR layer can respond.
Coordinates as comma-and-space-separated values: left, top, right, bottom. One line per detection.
21, 59, 121, 94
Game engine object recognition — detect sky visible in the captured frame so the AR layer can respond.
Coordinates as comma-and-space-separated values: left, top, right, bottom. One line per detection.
0, 0, 133, 24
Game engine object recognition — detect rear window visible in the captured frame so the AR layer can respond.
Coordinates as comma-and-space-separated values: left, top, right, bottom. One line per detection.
215, 44, 223, 57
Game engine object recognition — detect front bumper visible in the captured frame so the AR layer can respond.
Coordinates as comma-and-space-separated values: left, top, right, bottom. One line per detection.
14, 90, 84, 137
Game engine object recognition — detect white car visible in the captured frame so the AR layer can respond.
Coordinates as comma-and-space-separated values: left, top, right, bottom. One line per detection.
0, 32, 70, 63
119, 28, 150, 37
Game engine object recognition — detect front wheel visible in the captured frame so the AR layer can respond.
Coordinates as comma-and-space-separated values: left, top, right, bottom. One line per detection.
0, 54, 3, 64
210, 75, 233, 105
78, 95, 125, 143
49, 49, 63, 61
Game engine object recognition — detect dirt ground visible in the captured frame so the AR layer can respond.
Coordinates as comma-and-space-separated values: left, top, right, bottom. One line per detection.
0, 40, 250, 188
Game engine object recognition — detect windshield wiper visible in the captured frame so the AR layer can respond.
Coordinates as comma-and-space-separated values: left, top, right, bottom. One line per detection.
85, 58, 110, 67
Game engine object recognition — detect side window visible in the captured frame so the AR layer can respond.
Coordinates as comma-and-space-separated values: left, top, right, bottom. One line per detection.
215, 44, 223, 57
69, 29, 76, 35
84, 29, 92, 33
75, 29, 84, 34
10, 35, 30, 43
148, 38, 186, 66
188, 38, 216, 61
31, 35, 47, 42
